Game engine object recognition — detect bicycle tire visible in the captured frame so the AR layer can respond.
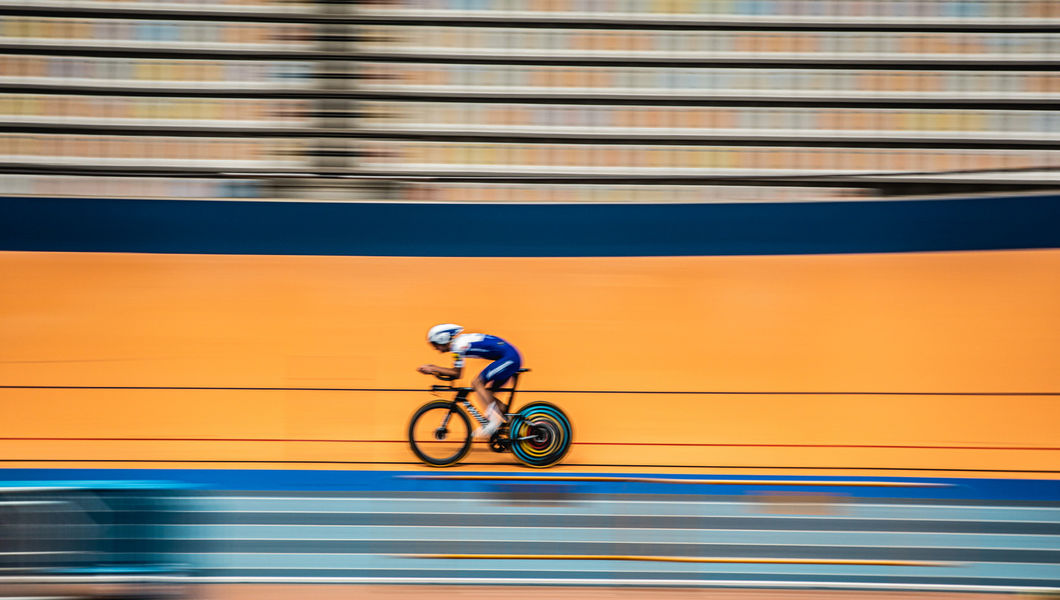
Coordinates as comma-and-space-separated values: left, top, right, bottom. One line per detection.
509, 401, 573, 468
408, 400, 473, 467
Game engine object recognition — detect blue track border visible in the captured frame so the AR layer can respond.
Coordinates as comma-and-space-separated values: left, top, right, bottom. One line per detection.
2, 469, 1058, 501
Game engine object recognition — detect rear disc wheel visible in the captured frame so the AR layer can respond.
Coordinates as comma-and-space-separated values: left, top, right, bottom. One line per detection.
509, 402, 572, 468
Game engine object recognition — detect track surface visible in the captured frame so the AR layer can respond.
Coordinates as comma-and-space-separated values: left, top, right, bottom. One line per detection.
2, 250, 1059, 477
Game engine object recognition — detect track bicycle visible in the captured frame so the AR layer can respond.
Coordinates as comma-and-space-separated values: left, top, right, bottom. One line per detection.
407, 368, 573, 468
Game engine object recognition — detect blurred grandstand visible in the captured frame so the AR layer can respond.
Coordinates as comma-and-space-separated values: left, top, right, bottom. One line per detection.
0, 0, 1056, 201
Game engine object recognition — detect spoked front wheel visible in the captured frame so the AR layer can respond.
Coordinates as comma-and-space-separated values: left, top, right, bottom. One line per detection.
509, 402, 573, 468
408, 400, 472, 466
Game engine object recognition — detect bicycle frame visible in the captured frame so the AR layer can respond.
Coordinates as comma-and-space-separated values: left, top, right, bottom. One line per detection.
431, 369, 527, 419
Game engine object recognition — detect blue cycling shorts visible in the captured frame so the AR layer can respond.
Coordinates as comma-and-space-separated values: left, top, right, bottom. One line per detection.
479, 350, 522, 389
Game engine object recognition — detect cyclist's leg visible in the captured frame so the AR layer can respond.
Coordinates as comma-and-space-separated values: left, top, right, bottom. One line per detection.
472, 353, 520, 436
472, 375, 510, 413
471, 376, 501, 415
477, 352, 521, 410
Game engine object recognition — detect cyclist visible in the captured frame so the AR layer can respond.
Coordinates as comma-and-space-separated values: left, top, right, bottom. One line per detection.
417, 323, 522, 439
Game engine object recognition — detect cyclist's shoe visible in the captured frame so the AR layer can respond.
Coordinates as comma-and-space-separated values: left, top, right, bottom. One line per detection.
474, 406, 505, 439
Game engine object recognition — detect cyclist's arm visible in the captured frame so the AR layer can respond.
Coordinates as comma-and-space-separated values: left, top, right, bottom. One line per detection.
418, 364, 461, 379
417, 348, 465, 380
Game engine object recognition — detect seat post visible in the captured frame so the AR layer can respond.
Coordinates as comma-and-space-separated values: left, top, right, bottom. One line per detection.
502, 372, 518, 414
504, 368, 529, 414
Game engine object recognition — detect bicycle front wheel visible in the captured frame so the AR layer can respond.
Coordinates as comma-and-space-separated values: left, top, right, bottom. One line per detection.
408, 400, 473, 467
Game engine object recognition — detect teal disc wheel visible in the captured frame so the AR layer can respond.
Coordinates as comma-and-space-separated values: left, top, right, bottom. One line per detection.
508, 402, 572, 468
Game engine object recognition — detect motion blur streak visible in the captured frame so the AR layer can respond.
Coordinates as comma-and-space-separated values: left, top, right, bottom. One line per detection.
3, 474, 1059, 592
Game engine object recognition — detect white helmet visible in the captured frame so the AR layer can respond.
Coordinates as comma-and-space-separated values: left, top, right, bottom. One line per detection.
427, 323, 463, 345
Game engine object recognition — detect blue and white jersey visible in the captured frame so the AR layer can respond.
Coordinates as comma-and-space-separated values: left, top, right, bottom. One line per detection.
450, 333, 515, 368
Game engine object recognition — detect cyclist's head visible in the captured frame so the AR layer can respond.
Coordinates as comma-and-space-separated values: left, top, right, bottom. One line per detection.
427, 323, 463, 350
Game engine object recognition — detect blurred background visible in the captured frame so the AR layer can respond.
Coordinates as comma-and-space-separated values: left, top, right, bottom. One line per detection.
0, 0, 1058, 599
0, 0, 1057, 199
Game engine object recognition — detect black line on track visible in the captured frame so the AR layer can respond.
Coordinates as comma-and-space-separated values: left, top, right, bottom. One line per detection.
3, 385, 1057, 396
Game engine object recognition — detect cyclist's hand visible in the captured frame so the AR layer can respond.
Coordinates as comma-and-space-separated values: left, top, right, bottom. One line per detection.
417, 365, 435, 375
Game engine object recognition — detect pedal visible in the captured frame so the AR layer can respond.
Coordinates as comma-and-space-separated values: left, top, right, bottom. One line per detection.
488, 431, 510, 453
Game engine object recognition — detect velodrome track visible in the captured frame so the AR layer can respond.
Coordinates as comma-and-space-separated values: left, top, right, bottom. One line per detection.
1, 248, 1058, 475
1, 196, 1058, 593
